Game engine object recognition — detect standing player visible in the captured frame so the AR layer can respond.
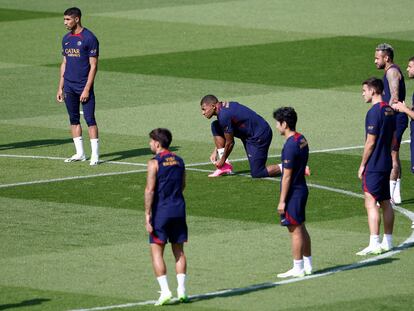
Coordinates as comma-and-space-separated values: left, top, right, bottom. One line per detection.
145, 128, 188, 306
273, 107, 312, 278
357, 78, 396, 256
374, 43, 407, 203
56, 7, 100, 165
200, 95, 280, 178
393, 56, 414, 172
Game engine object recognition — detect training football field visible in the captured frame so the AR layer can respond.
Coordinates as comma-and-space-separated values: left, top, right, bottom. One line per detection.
1, 1, 414, 310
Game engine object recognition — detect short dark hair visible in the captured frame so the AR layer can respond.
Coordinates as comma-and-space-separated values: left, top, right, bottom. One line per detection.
273, 107, 297, 131
200, 94, 219, 106
64, 7, 82, 18
409, 56, 414, 62
149, 128, 172, 148
376, 43, 394, 61
362, 77, 384, 95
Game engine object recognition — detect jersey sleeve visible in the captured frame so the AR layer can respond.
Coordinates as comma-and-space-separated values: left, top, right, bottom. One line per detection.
87, 35, 99, 57
282, 142, 297, 170
366, 108, 380, 136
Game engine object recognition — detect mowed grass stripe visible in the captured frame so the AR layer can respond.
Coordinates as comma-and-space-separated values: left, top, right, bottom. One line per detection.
96, 36, 414, 88
0, 8, 60, 22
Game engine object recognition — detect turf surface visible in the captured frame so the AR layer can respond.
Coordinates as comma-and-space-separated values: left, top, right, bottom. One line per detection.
1, 1, 414, 310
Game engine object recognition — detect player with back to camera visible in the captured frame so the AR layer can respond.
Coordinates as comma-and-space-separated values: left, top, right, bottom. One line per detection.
357, 77, 396, 256
144, 128, 189, 306
374, 43, 406, 203
56, 7, 100, 166
273, 107, 312, 278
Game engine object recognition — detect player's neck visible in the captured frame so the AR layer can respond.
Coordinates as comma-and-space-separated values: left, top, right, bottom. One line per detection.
372, 94, 383, 105
384, 62, 394, 72
284, 130, 296, 139
72, 24, 83, 35
156, 148, 168, 155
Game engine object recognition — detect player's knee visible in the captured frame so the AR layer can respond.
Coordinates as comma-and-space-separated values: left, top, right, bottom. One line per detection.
69, 114, 80, 125
84, 115, 97, 127
251, 168, 269, 178
211, 120, 224, 137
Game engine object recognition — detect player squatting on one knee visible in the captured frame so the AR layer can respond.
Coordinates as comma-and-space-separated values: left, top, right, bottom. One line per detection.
200, 95, 310, 178
145, 128, 189, 306
56, 7, 100, 166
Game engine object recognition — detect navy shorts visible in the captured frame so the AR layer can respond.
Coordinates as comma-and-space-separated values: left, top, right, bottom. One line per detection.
64, 82, 97, 127
362, 171, 390, 202
280, 191, 308, 226
149, 217, 188, 244
392, 112, 408, 151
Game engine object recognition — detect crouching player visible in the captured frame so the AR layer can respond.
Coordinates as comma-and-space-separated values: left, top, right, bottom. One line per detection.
357, 78, 396, 255
144, 128, 188, 305
273, 107, 312, 278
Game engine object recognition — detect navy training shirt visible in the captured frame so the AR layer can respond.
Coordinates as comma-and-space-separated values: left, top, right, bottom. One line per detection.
281, 133, 309, 196
217, 102, 271, 141
365, 102, 396, 172
152, 151, 186, 219
62, 28, 99, 85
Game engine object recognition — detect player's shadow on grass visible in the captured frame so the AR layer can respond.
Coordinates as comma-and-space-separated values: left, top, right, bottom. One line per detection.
0, 139, 72, 150
401, 198, 414, 204
0, 298, 51, 310
100, 146, 179, 161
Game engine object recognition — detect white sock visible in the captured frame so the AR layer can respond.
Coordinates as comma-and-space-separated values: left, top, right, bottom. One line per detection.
389, 180, 397, 197
383, 234, 393, 246
369, 234, 380, 247
394, 179, 401, 195
278, 163, 283, 172
156, 275, 170, 294
73, 137, 84, 156
177, 273, 186, 291
303, 256, 312, 271
293, 259, 304, 271
90, 138, 99, 159
217, 148, 225, 160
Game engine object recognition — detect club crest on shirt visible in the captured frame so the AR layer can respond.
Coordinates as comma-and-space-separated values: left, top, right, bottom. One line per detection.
77, 41, 82, 46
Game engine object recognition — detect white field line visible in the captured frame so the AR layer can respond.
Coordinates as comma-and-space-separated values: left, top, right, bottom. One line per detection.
1, 144, 414, 311
69, 215, 414, 311
0, 169, 147, 189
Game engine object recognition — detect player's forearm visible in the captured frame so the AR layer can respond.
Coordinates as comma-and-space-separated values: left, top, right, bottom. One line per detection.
84, 64, 97, 92
58, 62, 65, 90
144, 190, 154, 218
279, 175, 291, 204
360, 141, 375, 167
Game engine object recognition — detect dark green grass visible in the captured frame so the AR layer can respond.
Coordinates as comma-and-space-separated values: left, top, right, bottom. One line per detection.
0, 8, 60, 22
96, 36, 414, 88
0, 152, 369, 224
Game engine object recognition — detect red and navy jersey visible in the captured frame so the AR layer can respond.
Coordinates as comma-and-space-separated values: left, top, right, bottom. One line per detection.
365, 102, 396, 172
152, 151, 186, 219
62, 28, 99, 85
217, 102, 271, 141
383, 64, 405, 103
281, 133, 309, 196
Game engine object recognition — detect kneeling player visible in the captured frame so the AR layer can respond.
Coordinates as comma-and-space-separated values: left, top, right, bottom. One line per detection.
273, 107, 312, 278
144, 128, 188, 305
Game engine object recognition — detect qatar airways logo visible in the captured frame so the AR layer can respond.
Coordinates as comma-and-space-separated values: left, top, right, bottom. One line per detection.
65, 48, 80, 57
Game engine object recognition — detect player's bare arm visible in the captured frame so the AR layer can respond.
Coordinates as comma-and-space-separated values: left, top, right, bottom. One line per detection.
278, 168, 292, 214
144, 159, 158, 233
80, 56, 98, 102
358, 134, 376, 179
393, 101, 414, 119
216, 132, 235, 168
56, 57, 66, 103
386, 67, 401, 104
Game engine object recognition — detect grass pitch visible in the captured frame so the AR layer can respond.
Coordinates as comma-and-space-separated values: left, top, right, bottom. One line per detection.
1, 0, 414, 310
